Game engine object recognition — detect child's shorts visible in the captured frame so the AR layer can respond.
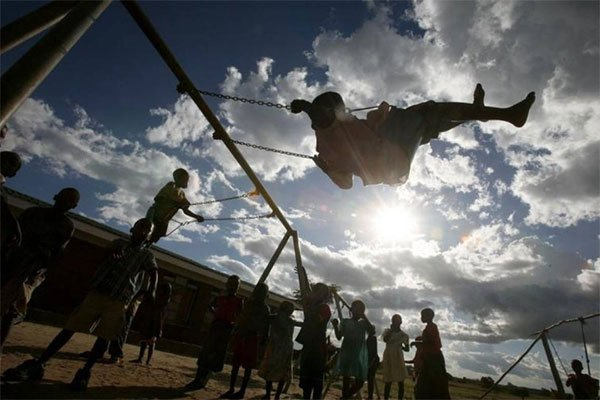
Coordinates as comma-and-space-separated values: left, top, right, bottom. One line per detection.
380, 101, 444, 158
64, 291, 127, 340
232, 333, 259, 369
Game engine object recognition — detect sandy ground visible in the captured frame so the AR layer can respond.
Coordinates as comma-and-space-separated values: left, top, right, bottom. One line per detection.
1, 322, 338, 400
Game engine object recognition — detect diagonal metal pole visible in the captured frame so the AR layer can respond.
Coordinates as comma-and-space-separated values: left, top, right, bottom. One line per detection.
120, 0, 294, 234
292, 231, 310, 298
1, 0, 80, 54
258, 231, 291, 284
541, 331, 566, 397
0, 1, 111, 127
479, 333, 543, 399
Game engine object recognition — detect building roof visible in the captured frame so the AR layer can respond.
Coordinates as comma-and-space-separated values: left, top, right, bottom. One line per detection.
3, 186, 295, 305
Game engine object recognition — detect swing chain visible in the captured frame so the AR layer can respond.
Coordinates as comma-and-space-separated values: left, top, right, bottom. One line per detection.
229, 138, 314, 160
177, 83, 291, 110
190, 190, 259, 206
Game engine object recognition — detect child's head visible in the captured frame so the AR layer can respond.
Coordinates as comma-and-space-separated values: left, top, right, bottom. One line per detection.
53, 187, 80, 212
279, 300, 295, 316
420, 308, 435, 323
1, 151, 21, 178
173, 168, 190, 188
130, 218, 154, 243
571, 359, 583, 374
350, 300, 366, 318
253, 282, 269, 302
225, 275, 240, 295
312, 92, 347, 125
310, 282, 330, 304
391, 314, 402, 327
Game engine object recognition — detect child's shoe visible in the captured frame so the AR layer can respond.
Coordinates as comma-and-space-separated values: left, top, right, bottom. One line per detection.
69, 368, 90, 391
2, 359, 44, 382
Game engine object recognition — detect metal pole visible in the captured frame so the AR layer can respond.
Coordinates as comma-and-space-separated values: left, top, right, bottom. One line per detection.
120, 0, 294, 234
257, 231, 291, 284
541, 332, 566, 398
479, 334, 542, 399
0, 1, 111, 128
1, 1, 80, 54
291, 231, 310, 298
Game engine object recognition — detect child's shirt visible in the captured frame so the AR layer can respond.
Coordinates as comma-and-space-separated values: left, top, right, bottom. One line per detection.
91, 238, 158, 304
421, 322, 442, 356
236, 298, 270, 338
314, 102, 408, 188
149, 182, 191, 224
213, 294, 244, 326
340, 318, 371, 349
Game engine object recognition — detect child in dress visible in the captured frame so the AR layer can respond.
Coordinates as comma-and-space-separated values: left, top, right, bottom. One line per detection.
186, 275, 244, 391
414, 308, 450, 399
332, 299, 375, 399
291, 85, 535, 189
297, 282, 332, 400
381, 314, 409, 400
221, 282, 270, 399
132, 282, 172, 365
146, 168, 204, 243
259, 301, 302, 400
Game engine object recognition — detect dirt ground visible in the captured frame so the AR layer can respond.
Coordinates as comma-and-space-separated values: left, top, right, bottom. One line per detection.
1, 322, 339, 400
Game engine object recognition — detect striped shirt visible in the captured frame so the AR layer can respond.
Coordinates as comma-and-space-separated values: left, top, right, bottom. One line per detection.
91, 239, 157, 303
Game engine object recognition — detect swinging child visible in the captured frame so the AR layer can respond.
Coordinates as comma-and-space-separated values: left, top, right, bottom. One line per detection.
291, 84, 535, 189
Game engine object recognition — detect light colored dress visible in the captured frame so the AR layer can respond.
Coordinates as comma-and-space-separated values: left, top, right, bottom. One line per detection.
381, 328, 409, 382
335, 318, 370, 381
258, 313, 295, 381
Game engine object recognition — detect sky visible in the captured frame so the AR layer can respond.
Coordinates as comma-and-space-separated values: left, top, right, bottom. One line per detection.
1, 0, 599, 390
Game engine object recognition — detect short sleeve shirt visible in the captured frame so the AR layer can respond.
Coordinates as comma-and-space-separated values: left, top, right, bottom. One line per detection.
151, 182, 191, 224
91, 239, 158, 303
213, 295, 244, 326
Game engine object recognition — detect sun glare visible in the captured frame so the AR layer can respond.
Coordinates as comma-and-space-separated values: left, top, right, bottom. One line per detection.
371, 206, 419, 241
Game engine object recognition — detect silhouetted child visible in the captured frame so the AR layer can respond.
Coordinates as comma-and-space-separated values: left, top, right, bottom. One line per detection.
186, 275, 244, 391
259, 301, 301, 400
132, 282, 172, 365
381, 314, 410, 400
566, 359, 599, 399
0, 151, 23, 283
366, 326, 380, 400
414, 308, 450, 399
332, 299, 375, 399
291, 85, 535, 189
1, 187, 79, 349
221, 282, 270, 399
3, 218, 158, 391
406, 336, 423, 383
146, 168, 203, 243
297, 282, 332, 400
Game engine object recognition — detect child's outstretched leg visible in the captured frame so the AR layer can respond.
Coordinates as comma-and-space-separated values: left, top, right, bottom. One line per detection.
220, 364, 239, 398
435, 91, 535, 128
264, 381, 273, 399
70, 337, 109, 391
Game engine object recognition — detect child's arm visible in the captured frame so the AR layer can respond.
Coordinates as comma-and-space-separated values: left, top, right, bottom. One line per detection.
182, 207, 204, 222
331, 318, 343, 340
291, 99, 335, 129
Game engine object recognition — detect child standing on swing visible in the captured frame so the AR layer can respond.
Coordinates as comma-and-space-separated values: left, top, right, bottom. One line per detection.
291, 85, 535, 189
146, 168, 204, 243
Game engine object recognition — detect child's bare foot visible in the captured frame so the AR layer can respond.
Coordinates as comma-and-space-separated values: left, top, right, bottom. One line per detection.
509, 92, 536, 127
473, 83, 485, 107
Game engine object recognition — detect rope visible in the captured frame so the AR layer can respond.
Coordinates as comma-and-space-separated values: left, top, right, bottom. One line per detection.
165, 211, 276, 237
580, 318, 592, 375
189, 189, 260, 206
548, 335, 569, 378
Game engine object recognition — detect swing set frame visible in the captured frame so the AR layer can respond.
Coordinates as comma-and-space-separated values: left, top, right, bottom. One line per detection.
0, 0, 312, 297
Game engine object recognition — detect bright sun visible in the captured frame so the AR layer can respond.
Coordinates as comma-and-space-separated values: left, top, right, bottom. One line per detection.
371, 206, 418, 241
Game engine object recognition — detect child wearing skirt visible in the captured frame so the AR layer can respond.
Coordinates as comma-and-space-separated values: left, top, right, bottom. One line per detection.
381, 314, 410, 400
291, 85, 535, 189
258, 301, 301, 400
332, 300, 375, 399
